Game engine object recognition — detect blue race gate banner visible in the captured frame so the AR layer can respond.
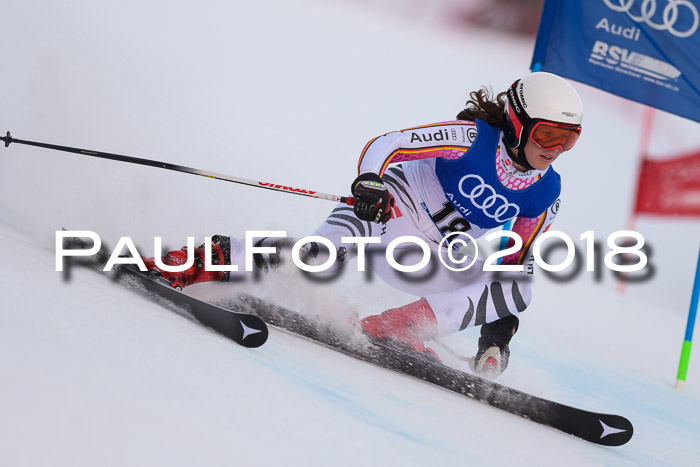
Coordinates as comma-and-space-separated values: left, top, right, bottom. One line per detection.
531, 0, 700, 123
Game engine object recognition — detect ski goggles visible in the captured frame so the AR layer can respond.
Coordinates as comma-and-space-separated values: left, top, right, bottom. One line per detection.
529, 121, 581, 152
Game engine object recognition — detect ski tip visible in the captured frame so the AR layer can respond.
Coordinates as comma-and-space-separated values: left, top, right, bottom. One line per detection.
593, 414, 634, 446
236, 315, 269, 348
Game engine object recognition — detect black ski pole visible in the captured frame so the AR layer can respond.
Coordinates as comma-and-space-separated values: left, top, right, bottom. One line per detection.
1, 131, 353, 205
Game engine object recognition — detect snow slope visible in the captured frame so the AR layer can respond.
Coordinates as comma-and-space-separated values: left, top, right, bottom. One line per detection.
1, 0, 700, 465
2, 224, 699, 466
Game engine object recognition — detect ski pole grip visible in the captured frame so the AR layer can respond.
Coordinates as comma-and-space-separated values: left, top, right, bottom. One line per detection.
342, 196, 355, 206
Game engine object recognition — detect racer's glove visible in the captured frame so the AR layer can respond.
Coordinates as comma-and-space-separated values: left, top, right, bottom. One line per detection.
351, 173, 395, 224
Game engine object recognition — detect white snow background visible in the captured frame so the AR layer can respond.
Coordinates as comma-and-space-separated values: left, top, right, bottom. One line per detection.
1, 0, 700, 465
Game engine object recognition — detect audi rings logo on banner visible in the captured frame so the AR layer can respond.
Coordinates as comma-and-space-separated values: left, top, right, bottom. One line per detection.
457, 174, 520, 223
604, 0, 700, 38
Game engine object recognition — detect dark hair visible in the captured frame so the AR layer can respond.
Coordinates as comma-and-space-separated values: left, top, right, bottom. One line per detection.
456, 87, 508, 128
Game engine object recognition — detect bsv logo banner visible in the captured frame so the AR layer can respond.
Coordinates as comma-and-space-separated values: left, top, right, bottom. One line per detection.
531, 0, 700, 124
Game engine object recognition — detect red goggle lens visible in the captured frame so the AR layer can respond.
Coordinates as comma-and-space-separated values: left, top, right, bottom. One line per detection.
530, 121, 581, 152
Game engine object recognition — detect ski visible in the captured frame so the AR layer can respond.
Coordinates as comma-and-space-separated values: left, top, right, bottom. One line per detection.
61, 235, 268, 348
219, 294, 633, 446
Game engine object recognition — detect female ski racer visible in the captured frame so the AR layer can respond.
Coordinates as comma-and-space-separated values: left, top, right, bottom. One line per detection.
144, 71, 583, 379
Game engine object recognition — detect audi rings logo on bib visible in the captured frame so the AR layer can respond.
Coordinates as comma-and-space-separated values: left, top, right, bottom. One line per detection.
458, 174, 520, 223
603, 0, 699, 38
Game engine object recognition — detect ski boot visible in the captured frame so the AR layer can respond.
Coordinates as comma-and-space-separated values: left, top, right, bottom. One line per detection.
469, 314, 519, 380
142, 235, 232, 290
360, 298, 439, 360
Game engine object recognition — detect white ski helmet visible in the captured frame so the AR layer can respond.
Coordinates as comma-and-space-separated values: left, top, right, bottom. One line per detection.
503, 72, 583, 150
